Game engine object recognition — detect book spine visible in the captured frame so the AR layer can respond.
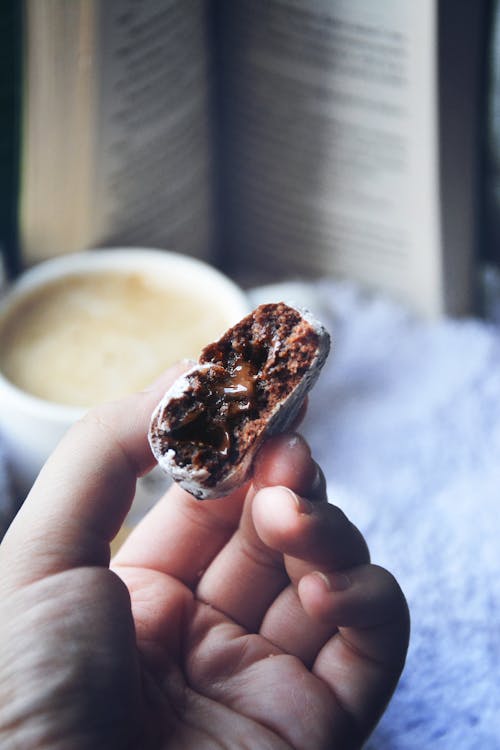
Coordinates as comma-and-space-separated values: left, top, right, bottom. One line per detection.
0, 1, 22, 280
481, 0, 500, 268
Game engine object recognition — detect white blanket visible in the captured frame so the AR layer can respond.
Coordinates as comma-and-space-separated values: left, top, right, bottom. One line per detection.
2, 279, 499, 748
251, 280, 500, 749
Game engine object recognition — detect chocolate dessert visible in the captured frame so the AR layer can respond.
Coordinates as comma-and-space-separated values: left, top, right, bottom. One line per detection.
148, 302, 330, 499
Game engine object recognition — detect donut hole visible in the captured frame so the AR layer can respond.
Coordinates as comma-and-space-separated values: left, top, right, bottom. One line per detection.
153, 303, 322, 488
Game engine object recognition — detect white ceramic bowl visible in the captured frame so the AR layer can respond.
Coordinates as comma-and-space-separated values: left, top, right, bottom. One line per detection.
0, 248, 249, 497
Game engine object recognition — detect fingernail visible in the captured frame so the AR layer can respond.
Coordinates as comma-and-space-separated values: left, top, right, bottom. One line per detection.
282, 487, 313, 514
313, 571, 351, 592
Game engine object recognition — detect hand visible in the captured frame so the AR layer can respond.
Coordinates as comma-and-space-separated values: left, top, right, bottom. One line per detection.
0, 366, 409, 750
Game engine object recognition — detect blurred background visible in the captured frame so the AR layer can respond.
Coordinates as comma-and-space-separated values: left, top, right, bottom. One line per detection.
0, 0, 496, 319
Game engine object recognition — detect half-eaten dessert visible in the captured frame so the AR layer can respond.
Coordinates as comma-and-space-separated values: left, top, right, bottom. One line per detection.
148, 302, 330, 499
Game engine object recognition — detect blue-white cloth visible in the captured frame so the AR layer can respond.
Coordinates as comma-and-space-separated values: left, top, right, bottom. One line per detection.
251, 280, 500, 749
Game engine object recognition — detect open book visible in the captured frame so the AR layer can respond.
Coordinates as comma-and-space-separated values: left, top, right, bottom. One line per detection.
15, 0, 487, 317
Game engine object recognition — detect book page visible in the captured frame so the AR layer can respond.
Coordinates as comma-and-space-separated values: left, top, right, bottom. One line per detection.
438, 0, 485, 315
19, 0, 96, 264
217, 0, 445, 316
91, 0, 214, 260
20, 0, 214, 265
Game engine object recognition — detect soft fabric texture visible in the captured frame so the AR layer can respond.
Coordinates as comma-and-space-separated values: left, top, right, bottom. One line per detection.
251, 280, 500, 749
1, 278, 499, 747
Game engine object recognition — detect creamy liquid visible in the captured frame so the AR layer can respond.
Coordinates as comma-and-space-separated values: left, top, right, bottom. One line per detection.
0, 271, 232, 407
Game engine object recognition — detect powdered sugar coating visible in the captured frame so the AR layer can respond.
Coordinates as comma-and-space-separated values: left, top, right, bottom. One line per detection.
148, 303, 330, 499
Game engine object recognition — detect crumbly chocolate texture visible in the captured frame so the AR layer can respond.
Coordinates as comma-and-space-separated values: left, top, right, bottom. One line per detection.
149, 302, 330, 499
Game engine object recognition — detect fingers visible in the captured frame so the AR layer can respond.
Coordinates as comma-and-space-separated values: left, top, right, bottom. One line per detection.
253, 485, 369, 573
253, 432, 326, 501
300, 565, 410, 735
249, 485, 409, 740
1, 364, 188, 586
113, 482, 248, 587
250, 486, 370, 662
299, 564, 409, 665
193, 435, 327, 629
114, 433, 323, 598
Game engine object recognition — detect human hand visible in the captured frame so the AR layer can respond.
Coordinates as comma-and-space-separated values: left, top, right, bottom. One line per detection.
0, 365, 409, 749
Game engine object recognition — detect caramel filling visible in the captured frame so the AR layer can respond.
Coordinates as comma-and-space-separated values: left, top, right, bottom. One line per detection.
168, 356, 259, 458
152, 302, 326, 491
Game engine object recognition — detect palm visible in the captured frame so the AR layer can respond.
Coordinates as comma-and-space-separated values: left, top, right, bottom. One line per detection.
0, 561, 344, 750
113, 565, 342, 750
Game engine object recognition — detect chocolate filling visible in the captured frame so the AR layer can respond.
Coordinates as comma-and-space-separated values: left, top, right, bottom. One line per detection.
167, 357, 258, 458
152, 303, 321, 486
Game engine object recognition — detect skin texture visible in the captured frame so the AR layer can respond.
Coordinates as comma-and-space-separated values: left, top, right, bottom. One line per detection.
0, 365, 409, 750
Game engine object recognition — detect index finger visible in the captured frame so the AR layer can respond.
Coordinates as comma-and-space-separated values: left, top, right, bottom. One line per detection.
113, 432, 322, 588
0, 364, 187, 587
